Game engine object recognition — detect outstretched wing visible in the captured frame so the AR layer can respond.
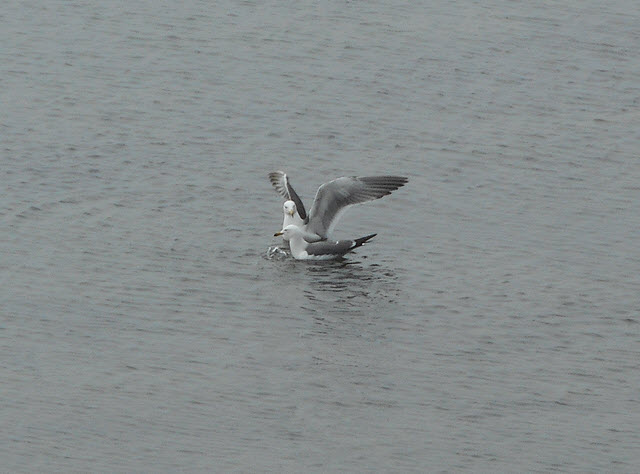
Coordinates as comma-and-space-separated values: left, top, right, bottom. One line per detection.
268, 171, 307, 221
306, 176, 408, 239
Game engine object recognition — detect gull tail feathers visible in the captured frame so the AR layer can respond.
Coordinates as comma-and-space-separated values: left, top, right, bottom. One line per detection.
352, 233, 377, 249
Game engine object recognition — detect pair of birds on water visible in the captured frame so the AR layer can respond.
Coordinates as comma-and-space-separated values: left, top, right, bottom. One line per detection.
269, 171, 408, 260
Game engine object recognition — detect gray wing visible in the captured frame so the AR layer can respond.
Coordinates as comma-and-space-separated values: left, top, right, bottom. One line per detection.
306, 233, 377, 257
268, 171, 308, 221
306, 176, 408, 239
306, 239, 355, 257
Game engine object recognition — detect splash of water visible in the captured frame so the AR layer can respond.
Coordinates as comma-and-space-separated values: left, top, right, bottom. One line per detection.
266, 246, 289, 260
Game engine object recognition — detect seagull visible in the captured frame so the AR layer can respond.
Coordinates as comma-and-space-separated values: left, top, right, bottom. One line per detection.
268, 171, 408, 243
274, 224, 377, 260
268, 171, 307, 241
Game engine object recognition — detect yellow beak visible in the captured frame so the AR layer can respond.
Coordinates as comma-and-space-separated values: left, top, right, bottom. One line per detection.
287, 210, 295, 216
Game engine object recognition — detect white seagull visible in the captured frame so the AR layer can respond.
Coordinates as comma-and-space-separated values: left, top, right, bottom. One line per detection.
274, 224, 377, 260
268, 172, 306, 240
268, 171, 408, 243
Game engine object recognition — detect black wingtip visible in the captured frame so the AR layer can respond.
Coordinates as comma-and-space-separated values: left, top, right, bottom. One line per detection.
358, 176, 409, 193
268, 171, 284, 186
353, 233, 377, 248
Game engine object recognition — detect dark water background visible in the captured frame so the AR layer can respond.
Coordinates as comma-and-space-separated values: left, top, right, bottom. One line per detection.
2, 1, 639, 471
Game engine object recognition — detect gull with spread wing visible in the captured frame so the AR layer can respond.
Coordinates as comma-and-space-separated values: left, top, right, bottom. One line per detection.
268, 171, 408, 243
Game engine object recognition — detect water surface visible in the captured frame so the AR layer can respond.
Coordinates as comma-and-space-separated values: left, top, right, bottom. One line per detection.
2, 0, 639, 471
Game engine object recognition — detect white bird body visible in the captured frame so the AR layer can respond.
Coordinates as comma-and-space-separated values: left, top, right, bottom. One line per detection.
274, 225, 376, 260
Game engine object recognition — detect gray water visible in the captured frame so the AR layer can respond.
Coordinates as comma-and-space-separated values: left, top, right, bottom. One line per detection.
2, 0, 639, 472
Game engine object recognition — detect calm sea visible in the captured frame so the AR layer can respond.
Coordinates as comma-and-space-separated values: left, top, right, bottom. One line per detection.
2, 0, 639, 471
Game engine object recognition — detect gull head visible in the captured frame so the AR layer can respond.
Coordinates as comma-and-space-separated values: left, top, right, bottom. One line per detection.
283, 200, 296, 217
274, 224, 302, 238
